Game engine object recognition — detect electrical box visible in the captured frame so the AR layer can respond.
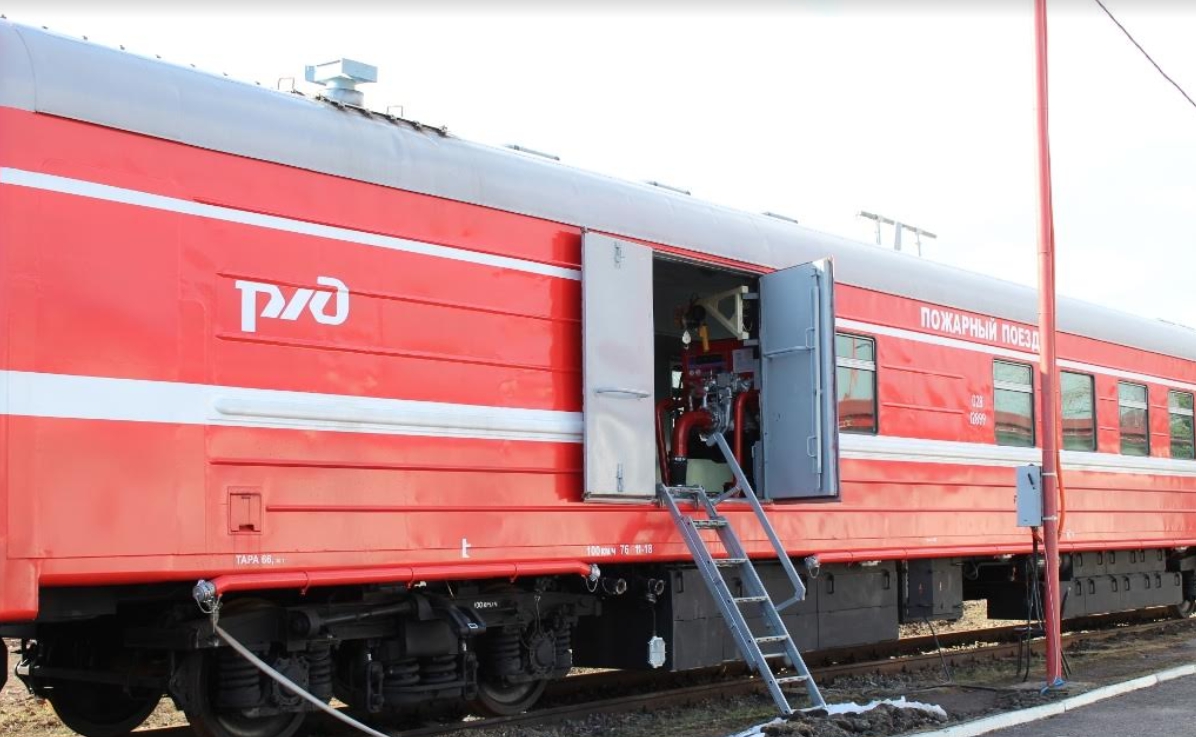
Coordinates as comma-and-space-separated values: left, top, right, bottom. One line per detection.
900, 559, 963, 622
1016, 465, 1043, 527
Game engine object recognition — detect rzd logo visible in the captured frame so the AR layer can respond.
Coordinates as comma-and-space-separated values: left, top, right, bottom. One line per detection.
235, 276, 350, 333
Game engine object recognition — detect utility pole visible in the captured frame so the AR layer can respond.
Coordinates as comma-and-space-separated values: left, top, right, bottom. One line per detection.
1033, 0, 1065, 690
857, 211, 938, 256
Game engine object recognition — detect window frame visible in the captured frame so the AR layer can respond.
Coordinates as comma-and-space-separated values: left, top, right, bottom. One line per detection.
1169, 389, 1195, 460
1117, 381, 1151, 457
993, 359, 1036, 447
1060, 370, 1097, 453
835, 332, 878, 436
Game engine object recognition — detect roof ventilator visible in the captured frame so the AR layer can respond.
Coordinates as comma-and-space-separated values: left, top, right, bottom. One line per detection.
304, 58, 377, 107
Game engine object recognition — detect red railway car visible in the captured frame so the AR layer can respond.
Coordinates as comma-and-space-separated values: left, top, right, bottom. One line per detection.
2, 21, 1196, 737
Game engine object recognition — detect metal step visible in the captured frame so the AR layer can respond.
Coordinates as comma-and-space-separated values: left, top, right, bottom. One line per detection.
658, 432, 826, 716
714, 558, 748, 567
734, 595, 768, 605
776, 674, 809, 685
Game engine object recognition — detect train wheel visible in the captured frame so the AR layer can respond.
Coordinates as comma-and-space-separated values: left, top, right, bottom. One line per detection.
177, 650, 306, 737
49, 682, 160, 737
472, 678, 548, 716
1172, 599, 1196, 619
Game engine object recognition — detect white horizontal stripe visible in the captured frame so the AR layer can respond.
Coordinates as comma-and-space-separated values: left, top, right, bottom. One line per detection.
2, 370, 1190, 475
840, 433, 1196, 478
0, 168, 581, 281
837, 318, 1038, 361
837, 318, 1196, 393
0, 371, 582, 444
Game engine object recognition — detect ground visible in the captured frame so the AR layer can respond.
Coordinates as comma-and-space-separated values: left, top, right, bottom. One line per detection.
3, 605, 1195, 737
454, 617, 1196, 737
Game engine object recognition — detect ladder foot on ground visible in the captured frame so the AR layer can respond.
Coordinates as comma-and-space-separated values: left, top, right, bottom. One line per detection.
658, 431, 826, 714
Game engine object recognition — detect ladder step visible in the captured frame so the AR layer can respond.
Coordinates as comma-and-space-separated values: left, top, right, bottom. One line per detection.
714, 558, 748, 568
775, 674, 809, 685
755, 634, 790, 644
734, 595, 768, 605
691, 518, 727, 529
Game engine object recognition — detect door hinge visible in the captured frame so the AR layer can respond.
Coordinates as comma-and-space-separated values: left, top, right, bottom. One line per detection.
617, 463, 625, 493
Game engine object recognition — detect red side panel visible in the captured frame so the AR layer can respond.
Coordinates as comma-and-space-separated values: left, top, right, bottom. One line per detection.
1, 105, 1196, 623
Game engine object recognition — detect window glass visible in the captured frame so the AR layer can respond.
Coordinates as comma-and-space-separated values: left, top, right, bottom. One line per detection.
994, 360, 1034, 447
835, 333, 876, 434
1119, 381, 1149, 456
1170, 390, 1195, 460
835, 334, 875, 363
1060, 372, 1096, 452
994, 361, 1033, 386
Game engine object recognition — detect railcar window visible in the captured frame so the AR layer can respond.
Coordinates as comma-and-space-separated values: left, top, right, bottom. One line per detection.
835, 333, 877, 435
1060, 371, 1096, 452
1118, 382, 1150, 456
993, 360, 1035, 447
1169, 390, 1194, 460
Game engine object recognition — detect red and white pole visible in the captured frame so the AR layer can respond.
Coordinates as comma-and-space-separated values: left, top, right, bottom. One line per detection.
1033, 0, 1065, 688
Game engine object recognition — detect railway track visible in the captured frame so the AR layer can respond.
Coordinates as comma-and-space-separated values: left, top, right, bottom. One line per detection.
136, 609, 1190, 737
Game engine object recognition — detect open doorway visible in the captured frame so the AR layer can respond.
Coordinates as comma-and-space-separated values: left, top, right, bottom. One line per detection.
581, 233, 839, 503
652, 257, 760, 493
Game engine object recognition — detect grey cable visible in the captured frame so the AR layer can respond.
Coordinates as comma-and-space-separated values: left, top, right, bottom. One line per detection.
213, 622, 393, 737
1092, 0, 1196, 112
922, 616, 953, 684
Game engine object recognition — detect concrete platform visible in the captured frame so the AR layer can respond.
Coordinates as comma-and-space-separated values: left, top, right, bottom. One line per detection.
985, 673, 1194, 736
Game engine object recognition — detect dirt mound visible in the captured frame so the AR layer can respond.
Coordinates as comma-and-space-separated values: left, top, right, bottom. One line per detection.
763, 703, 948, 737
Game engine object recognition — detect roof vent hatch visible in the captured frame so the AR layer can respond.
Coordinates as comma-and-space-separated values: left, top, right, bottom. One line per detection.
304, 58, 377, 106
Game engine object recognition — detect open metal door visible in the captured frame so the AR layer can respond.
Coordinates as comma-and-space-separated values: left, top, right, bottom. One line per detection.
582, 233, 656, 500
759, 258, 840, 500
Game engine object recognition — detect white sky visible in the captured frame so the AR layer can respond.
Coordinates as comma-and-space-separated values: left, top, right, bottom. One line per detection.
6, 1, 1195, 329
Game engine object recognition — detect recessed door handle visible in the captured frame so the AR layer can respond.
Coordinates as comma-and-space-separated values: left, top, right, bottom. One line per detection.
595, 388, 651, 399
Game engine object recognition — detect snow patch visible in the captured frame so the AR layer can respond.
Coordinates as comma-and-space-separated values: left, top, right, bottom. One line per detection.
727, 697, 948, 737
819, 696, 947, 719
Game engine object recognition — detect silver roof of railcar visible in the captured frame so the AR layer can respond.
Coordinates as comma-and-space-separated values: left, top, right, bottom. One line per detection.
1, 21, 1192, 365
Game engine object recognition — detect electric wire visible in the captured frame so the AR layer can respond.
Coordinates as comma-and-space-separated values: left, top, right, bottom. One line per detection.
1091, 0, 1196, 112
922, 616, 953, 684
1018, 541, 1071, 683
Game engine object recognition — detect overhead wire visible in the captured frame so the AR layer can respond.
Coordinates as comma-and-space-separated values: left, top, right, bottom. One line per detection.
1090, 0, 1196, 112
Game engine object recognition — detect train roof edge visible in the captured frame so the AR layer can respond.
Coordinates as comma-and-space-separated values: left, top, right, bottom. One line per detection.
1, 20, 1191, 364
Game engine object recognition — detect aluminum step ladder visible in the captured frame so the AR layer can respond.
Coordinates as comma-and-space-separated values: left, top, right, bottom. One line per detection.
658, 431, 825, 714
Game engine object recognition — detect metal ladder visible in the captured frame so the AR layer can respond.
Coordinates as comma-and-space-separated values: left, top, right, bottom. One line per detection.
658, 430, 825, 714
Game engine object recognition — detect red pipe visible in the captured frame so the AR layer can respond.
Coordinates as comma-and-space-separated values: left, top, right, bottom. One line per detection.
656, 398, 683, 485
671, 408, 714, 463
669, 408, 715, 486
207, 560, 595, 597
1034, 0, 1065, 688
732, 390, 759, 467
